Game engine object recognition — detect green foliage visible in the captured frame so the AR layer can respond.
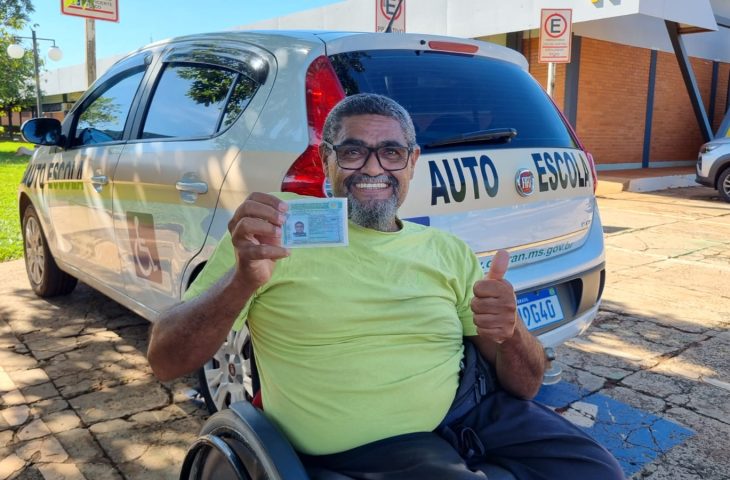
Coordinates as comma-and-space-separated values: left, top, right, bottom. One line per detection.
176, 66, 258, 128
0, 141, 33, 262
0, 0, 36, 131
78, 95, 121, 127
0, 0, 34, 30
0, 34, 35, 109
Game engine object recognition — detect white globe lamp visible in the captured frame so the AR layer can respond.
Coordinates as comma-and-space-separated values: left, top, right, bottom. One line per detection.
6, 43, 25, 59
47, 45, 63, 62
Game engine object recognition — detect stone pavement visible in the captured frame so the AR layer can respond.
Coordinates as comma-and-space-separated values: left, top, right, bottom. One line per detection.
0, 185, 728, 479
0, 264, 208, 479
556, 186, 730, 479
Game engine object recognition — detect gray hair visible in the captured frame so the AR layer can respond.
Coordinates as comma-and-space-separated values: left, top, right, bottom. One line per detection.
322, 93, 417, 148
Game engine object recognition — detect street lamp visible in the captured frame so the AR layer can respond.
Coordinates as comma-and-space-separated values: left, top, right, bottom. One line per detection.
6, 29, 63, 117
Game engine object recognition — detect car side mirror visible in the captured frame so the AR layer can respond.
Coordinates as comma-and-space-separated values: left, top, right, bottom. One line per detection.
21, 118, 64, 146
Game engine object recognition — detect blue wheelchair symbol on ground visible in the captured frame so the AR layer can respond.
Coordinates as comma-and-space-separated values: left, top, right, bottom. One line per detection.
536, 382, 694, 477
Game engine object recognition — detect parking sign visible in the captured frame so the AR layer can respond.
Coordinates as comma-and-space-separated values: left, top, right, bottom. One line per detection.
539, 9, 572, 63
375, 0, 406, 33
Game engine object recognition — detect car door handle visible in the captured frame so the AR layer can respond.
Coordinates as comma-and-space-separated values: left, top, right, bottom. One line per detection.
91, 175, 109, 185
175, 181, 208, 194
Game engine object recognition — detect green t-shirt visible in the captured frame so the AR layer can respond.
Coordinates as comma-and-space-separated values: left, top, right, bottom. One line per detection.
185, 194, 482, 455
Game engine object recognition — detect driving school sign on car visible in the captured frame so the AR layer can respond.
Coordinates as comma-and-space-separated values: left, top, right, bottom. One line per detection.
61, 0, 119, 22
376, 0, 406, 33
539, 8, 572, 63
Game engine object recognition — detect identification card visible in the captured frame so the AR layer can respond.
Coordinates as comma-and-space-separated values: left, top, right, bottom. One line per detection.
282, 198, 349, 248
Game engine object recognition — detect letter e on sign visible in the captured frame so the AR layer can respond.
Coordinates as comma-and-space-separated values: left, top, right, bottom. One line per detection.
538, 9, 572, 63
375, 0, 406, 33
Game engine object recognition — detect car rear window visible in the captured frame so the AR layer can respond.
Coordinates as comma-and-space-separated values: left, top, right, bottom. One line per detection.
329, 50, 576, 150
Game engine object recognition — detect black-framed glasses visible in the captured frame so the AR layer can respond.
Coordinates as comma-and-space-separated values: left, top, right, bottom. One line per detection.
322, 141, 412, 171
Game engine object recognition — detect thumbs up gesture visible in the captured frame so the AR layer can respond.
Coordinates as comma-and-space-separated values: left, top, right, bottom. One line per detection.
471, 250, 518, 344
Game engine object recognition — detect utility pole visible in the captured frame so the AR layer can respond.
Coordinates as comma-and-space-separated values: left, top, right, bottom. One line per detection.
31, 30, 42, 116
85, 18, 96, 86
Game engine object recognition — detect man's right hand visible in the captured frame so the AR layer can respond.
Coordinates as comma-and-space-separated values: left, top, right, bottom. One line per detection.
227, 192, 290, 289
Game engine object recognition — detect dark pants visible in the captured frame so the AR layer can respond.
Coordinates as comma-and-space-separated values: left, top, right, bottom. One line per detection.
300, 394, 623, 480
299, 347, 624, 480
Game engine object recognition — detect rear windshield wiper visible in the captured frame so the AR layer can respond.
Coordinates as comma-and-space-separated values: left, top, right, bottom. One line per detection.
424, 128, 517, 149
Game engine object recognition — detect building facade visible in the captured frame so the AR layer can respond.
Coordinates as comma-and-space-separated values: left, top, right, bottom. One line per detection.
10, 0, 730, 171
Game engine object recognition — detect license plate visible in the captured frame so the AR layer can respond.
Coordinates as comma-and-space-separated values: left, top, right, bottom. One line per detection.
517, 288, 565, 331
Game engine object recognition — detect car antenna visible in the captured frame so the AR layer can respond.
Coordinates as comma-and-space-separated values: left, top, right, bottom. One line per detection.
384, 0, 404, 33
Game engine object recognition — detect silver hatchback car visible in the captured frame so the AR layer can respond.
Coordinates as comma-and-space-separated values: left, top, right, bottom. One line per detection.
19, 30, 605, 412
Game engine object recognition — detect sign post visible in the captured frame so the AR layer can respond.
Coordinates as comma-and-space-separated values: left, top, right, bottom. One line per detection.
376, 0, 406, 33
61, 1, 119, 86
538, 8, 572, 98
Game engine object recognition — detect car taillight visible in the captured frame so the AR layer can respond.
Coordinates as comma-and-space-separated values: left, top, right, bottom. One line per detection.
281, 55, 345, 197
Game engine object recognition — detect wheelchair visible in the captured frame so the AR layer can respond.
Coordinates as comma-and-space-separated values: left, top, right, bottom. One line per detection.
181, 341, 518, 480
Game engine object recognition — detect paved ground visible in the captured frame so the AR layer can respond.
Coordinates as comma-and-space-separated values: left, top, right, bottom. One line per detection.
1, 186, 728, 479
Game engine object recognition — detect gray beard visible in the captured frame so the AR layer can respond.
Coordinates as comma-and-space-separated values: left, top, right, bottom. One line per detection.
344, 174, 400, 232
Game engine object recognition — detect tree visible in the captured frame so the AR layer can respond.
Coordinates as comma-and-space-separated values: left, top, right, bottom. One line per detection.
0, 0, 34, 30
0, 0, 35, 137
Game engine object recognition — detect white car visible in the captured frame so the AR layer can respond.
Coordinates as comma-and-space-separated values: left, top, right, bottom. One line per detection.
19, 31, 605, 413
696, 137, 730, 202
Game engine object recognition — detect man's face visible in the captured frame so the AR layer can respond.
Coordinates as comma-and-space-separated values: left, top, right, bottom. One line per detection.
295, 222, 304, 233
320, 114, 419, 231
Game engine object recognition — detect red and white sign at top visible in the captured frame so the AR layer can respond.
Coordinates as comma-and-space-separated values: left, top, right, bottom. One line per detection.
375, 0, 406, 33
61, 0, 119, 23
538, 8, 572, 63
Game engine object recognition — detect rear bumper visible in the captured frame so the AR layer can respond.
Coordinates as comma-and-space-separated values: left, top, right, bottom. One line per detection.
537, 303, 599, 348
527, 262, 606, 348
695, 174, 714, 188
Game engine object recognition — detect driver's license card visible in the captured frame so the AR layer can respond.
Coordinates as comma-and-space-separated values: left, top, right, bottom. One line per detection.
282, 198, 349, 248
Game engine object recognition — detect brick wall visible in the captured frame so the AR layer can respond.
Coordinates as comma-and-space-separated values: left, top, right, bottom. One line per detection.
575, 38, 649, 166
711, 63, 729, 132
522, 35, 730, 167
649, 53, 708, 162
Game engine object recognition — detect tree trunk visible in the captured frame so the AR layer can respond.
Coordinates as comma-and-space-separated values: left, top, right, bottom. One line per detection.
5, 108, 13, 140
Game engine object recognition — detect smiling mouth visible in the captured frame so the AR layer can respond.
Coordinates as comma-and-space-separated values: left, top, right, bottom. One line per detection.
355, 182, 390, 189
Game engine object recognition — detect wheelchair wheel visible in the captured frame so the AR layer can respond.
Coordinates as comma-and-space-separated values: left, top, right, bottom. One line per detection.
180, 402, 308, 480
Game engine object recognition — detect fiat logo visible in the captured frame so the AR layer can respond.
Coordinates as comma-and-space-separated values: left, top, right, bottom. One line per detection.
515, 169, 535, 196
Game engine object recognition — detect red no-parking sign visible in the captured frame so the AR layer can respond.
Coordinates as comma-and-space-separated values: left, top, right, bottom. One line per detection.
539, 9, 572, 63
375, 0, 406, 33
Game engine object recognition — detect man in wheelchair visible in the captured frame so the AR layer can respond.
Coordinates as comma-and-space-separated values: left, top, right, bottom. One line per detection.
147, 94, 623, 479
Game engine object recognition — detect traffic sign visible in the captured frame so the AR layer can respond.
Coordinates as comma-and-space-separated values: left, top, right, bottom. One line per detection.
539, 9, 572, 63
375, 0, 406, 33
61, 0, 119, 23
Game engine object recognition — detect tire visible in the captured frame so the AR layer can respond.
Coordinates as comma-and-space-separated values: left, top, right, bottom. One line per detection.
718, 168, 730, 203
181, 403, 308, 480
198, 324, 254, 414
21, 205, 78, 297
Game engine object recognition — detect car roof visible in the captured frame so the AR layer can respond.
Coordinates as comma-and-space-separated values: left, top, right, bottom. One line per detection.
125, 30, 527, 70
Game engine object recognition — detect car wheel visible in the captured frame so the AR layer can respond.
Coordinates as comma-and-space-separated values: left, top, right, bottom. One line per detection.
22, 205, 78, 297
718, 168, 730, 202
198, 324, 254, 413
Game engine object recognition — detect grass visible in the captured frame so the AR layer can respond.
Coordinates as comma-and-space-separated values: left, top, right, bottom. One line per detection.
0, 141, 33, 262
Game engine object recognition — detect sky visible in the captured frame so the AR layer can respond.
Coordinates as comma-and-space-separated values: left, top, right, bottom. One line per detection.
14, 0, 342, 69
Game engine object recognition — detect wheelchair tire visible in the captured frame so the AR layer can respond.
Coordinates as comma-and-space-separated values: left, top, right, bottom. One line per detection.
180, 402, 308, 480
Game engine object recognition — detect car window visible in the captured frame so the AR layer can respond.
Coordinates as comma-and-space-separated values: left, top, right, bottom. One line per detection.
329, 50, 576, 150
74, 69, 145, 146
141, 63, 258, 139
